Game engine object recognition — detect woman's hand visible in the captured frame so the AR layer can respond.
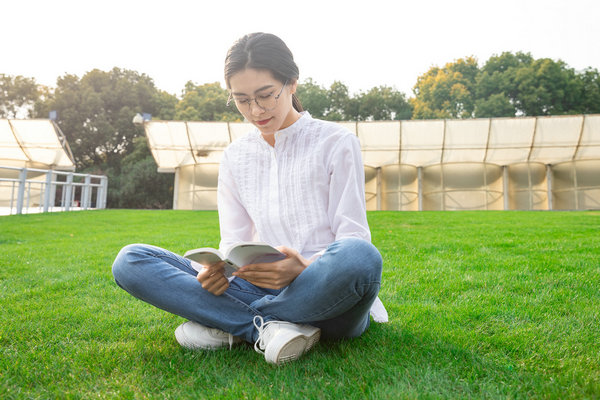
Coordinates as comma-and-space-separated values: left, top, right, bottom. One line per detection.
232, 246, 309, 289
196, 261, 229, 296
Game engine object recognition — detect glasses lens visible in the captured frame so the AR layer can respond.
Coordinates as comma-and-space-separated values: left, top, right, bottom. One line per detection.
256, 95, 277, 111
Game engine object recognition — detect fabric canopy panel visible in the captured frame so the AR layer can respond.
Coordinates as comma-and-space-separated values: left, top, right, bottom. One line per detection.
0, 119, 74, 171
144, 114, 600, 211
145, 115, 600, 170
146, 120, 254, 172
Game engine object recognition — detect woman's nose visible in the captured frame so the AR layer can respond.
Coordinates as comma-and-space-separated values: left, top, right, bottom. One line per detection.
250, 101, 265, 116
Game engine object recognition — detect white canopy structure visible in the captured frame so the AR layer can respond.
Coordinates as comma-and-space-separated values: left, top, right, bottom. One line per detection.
144, 114, 600, 211
0, 119, 107, 215
0, 119, 75, 170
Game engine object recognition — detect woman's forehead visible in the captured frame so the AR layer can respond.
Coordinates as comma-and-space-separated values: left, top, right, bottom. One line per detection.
228, 69, 278, 94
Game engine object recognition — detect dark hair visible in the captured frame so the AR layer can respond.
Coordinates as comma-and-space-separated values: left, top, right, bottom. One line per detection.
224, 32, 303, 112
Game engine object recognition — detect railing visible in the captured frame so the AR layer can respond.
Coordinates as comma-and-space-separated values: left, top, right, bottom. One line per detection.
0, 166, 108, 215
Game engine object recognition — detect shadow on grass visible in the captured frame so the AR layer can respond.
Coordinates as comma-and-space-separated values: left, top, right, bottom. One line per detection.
87, 317, 573, 400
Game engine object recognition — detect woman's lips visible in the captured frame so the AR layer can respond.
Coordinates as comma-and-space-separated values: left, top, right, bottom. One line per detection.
256, 118, 272, 126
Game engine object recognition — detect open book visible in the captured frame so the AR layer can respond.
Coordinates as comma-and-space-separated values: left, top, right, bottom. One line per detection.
184, 242, 286, 278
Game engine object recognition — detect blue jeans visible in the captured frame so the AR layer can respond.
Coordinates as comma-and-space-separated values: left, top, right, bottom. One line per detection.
112, 238, 382, 343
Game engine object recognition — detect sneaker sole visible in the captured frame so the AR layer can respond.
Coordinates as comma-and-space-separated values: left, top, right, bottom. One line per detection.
266, 326, 321, 365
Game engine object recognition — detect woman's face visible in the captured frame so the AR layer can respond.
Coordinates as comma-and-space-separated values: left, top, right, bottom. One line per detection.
228, 68, 299, 136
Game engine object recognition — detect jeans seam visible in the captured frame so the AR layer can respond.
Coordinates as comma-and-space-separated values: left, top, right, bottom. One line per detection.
222, 292, 261, 316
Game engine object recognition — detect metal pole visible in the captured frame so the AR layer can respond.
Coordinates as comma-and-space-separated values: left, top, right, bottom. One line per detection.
376, 167, 382, 211
64, 173, 73, 211
26, 181, 32, 211
101, 176, 108, 209
43, 170, 53, 212
417, 167, 423, 211
10, 181, 16, 213
49, 172, 56, 211
96, 177, 103, 209
528, 166, 533, 210
503, 166, 509, 210
83, 175, 91, 209
546, 164, 553, 211
16, 168, 27, 215
173, 168, 180, 210
573, 162, 579, 210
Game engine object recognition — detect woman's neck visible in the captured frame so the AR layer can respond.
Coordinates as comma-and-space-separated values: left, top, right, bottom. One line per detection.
262, 110, 302, 147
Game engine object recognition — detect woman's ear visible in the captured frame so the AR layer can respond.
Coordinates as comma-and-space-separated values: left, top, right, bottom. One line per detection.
289, 79, 298, 95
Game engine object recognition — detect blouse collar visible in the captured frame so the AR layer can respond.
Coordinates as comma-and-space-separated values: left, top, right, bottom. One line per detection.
274, 111, 311, 141
252, 111, 312, 145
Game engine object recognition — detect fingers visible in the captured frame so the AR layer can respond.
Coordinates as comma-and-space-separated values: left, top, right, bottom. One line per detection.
197, 270, 229, 295
233, 260, 294, 289
233, 261, 280, 279
196, 261, 229, 296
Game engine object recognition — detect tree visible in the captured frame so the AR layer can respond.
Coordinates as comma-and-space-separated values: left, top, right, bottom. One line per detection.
411, 57, 479, 119
0, 74, 39, 118
175, 82, 239, 121
115, 136, 173, 209
35, 68, 177, 169
517, 58, 582, 116
473, 52, 531, 117
355, 86, 412, 121
579, 68, 600, 114
326, 81, 352, 121
296, 78, 329, 118
297, 79, 412, 121
474, 52, 598, 117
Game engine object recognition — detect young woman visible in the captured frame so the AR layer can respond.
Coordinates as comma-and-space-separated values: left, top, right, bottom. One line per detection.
112, 32, 386, 365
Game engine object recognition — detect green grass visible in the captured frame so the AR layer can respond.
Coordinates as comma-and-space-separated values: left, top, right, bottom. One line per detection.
1, 210, 599, 399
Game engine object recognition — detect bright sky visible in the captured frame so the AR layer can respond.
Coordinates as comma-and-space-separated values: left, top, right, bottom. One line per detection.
3, 0, 599, 98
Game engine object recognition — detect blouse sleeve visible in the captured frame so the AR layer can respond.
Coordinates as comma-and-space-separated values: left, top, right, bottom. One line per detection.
327, 134, 371, 243
217, 151, 256, 254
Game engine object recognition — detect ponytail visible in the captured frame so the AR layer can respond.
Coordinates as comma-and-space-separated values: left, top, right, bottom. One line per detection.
292, 93, 304, 112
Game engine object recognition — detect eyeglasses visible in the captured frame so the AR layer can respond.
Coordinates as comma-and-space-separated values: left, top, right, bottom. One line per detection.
227, 80, 288, 111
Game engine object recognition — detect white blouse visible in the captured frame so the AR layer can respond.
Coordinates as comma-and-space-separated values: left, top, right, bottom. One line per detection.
217, 112, 388, 322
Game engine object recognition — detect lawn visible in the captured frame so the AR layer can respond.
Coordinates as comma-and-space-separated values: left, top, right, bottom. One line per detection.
0, 210, 599, 399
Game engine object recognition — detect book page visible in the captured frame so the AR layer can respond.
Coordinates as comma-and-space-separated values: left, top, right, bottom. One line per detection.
227, 243, 286, 268
184, 248, 243, 278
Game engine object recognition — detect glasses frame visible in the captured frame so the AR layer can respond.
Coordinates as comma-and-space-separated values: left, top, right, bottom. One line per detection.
227, 80, 289, 112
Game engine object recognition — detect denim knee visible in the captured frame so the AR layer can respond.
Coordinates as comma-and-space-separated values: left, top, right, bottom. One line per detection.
111, 243, 147, 288
330, 237, 383, 280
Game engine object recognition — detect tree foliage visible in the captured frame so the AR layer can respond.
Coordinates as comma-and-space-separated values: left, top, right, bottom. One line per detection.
35, 68, 177, 169
296, 78, 330, 119
411, 57, 479, 119
113, 136, 173, 209
296, 79, 412, 121
580, 68, 600, 114
0, 74, 39, 118
412, 52, 600, 119
355, 86, 413, 121
474, 52, 585, 117
175, 82, 239, 121
326, 81, 352, 121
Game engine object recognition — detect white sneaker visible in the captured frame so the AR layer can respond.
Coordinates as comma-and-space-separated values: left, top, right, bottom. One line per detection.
253, 316, 320, 365
175, 321, 242, 350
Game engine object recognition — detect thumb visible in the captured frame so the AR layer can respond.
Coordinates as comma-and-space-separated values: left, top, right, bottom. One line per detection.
275, 246, 296, 257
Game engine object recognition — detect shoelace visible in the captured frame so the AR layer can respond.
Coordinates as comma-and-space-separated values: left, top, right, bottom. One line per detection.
253, 316, 298, 354
227, 331, 235, 350
253, 315, 268, 354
